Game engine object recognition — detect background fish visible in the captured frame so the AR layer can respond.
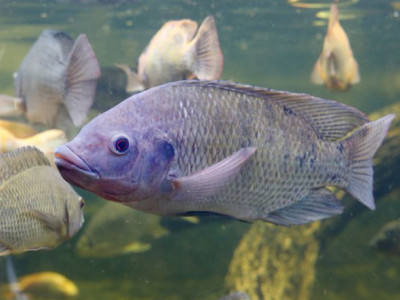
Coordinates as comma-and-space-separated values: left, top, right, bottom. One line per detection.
0, 95, 24, 117
311, 4, 360, 91
2, 271, 78, 299
76, 201, 168, 258
13, 29, 101, 128
55, 80, 393, 225
115, 16, 223, 92
0, 123, 67, 162
369, 220, 400, 257
219, 292, 250, 300
0, 120, 38, 138
0, 146, 84, 255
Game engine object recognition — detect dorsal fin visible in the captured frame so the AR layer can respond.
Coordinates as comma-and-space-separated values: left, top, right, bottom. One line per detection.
178, 80, 369, 141
0, 146, 51, 185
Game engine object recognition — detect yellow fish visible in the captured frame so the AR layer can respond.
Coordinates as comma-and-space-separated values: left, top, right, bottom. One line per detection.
311, 3, 360, 91
3, 271, 78, 299
0, 146, 84, 255
0, 120, 67, 162
115, 16, 223, 92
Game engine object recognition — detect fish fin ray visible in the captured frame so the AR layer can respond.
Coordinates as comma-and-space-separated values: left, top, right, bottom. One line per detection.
171, 147, 256, 200
265, 188, 344, 226
189, 16, 223, 80
0, 146, 50, 185
179, 80, 369, 141
345, 114, 395, 210
65, 34, 101, 126
114, 63, 145, 93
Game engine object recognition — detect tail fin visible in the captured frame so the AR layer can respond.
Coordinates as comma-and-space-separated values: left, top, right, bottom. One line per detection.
114, 63, 145, 93
65, 34, 101, 126
345, 114, 395, 209
189, 16, 223, 80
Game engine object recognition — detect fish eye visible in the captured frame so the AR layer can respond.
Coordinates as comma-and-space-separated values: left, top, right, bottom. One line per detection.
79, 198, 85, 209
110, 134, 130, 155
159, 140, 174, 160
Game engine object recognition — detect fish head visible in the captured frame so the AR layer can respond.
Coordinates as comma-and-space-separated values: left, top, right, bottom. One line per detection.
55, 114, 176, 204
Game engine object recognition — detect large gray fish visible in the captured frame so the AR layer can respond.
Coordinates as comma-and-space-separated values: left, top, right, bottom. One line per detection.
0, 146, 84, 255
55, 80, 394, 225
76, 201, 168, 257
13, 29, 101, 128
115, 16, 223, 92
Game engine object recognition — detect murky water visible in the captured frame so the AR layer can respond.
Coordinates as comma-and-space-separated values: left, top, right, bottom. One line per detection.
0, 0, 399, 299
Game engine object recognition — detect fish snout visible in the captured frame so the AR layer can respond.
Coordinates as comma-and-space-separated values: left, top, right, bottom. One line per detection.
54, 145, 99, 180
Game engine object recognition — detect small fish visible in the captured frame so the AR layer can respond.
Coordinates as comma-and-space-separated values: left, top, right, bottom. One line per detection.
0, 121, 67, 163
0, 120, 38, 138
3, 271, 78, 299
13, 29, 101, 128
76, 201, 168, 257
115, 16, 223, 92
219, 292, 250, 300
311, 4, 360, 91
55, 80, 394, 225
369, 220, 400, 257
0, 146, 84, 255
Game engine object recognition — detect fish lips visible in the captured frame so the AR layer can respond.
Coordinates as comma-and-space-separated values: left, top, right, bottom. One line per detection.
54, 145, 99, 188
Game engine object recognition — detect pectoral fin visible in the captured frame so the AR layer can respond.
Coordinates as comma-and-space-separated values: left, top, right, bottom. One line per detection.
265, 188, 344, 226
171, 147, 256, 200
28, 209, 67, 238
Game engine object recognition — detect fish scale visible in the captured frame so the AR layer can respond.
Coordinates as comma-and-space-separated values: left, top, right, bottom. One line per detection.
55, 80, 394, 225
157, 85, 335, 216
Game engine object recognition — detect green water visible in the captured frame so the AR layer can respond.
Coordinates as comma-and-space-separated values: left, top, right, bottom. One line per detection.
0, 0, 399, 299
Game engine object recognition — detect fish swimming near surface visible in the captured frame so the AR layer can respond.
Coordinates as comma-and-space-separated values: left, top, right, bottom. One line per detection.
0, 121, 67, 162
369, 220, 400, 257
2, 271, 78, 299
115, 16, 223, 93
0, 146, 84, 255
12, 29, 101, 128
311, 3, 360, 91
76, 201, 168, 257
55, 80, 394, 225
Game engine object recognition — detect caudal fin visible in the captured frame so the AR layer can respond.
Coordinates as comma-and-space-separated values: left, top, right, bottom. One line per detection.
65, 34, 101, 126
114, 63, 145, 93
345, 114, 395, 209
189, 16, 223, 80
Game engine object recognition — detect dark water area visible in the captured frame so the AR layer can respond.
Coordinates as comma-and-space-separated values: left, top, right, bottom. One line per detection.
0, 0, 399, 299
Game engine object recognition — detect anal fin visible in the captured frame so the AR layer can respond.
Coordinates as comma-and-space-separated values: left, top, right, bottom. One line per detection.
265, 188, 344, 226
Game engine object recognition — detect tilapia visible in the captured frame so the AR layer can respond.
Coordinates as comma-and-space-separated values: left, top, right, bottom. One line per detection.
115, 16, 223, 92
13, 29, 101, 128
311, 4, 360, 91
55, 80, 394, 225
0, 121, 67, 162
2, 271, 78, 299
0, 146, 84, 255
369, 220, 400, 257
76, 201, 168, 257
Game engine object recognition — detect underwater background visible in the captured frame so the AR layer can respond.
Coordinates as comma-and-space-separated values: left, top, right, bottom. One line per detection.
0, 0, 399, 299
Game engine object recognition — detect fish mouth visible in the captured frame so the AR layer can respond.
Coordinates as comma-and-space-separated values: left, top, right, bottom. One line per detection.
54, 145, 99, 180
